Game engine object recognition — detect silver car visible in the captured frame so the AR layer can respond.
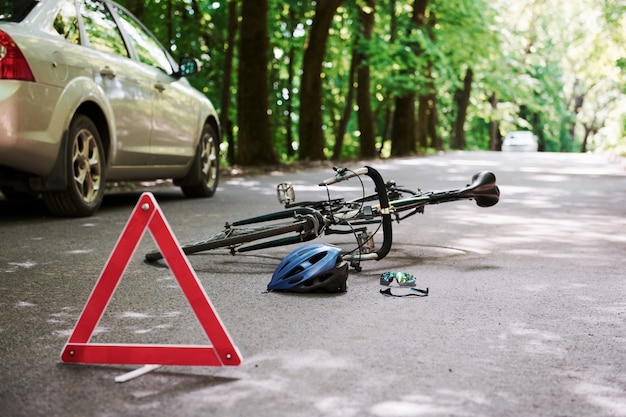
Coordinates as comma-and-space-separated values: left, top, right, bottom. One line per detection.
501, 131, 539, 152
0, 0, 220, 216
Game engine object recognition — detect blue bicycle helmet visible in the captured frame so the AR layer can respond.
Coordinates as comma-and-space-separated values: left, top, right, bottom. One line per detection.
268, 243, 348, 293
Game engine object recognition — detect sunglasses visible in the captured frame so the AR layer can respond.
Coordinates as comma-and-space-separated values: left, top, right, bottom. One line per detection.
380, 271, 417, 287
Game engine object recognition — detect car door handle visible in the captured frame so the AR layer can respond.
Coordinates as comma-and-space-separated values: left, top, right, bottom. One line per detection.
154, 83, 165, 92
99, 67, 116, 79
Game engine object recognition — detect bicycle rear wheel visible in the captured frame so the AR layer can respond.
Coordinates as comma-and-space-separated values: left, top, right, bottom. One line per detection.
145, 220, 308, 262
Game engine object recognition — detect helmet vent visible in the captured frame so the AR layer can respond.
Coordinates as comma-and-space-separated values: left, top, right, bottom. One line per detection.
285, 266, 304, 279
288, 276, 302, 284
309, 251, 327, 264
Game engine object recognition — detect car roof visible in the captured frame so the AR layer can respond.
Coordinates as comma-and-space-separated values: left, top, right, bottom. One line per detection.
506, 131, 535, 137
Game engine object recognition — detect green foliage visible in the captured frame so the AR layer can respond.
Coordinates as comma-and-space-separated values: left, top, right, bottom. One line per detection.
122, 0, 625, 163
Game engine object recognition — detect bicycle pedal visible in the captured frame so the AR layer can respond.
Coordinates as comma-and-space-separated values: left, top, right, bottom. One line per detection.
356, 231, 375, 254
276, 182, 296, 205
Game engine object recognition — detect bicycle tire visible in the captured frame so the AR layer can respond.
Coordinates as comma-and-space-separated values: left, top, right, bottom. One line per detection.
145, 220, 309, 262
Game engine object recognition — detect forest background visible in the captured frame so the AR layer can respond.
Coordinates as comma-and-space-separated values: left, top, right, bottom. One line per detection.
118, 0, 626, 166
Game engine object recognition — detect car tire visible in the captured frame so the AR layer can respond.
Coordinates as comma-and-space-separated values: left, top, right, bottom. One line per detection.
43, 114, 105, 217
180, 124, 219, 198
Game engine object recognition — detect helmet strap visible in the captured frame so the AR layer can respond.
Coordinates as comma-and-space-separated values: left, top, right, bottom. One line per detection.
379, 287, 429, 297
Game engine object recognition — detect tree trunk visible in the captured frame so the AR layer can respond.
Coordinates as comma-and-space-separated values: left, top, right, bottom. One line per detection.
416, 94, 428, 148
236, 0, 277, 165
427, 93, 442, 151
416, 10, 441, 152
377, 0, 397, 154
532, 111, 544, 152
299, 0, 347, 161
356, 0, 377, 159
221, 0, 238, 164
488, 93, 501, 150
390, 0, 428, 156
392, 95, 416, 156
569, 95, 584, 138
285, 36, 296, 157
451, 67, 473, 150
122, 0, 144, 20
166, 0, 173, 45
569, 94, 584, 152
333, 48, 357, 160
581, 125, 592, 153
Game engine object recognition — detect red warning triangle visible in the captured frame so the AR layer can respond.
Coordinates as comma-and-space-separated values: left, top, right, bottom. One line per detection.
60, 192, 241, 367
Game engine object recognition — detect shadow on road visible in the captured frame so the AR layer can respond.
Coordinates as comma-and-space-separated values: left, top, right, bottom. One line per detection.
0, 188, 185, 222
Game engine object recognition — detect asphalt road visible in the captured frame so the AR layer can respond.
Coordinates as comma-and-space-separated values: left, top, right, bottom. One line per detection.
1, 151, 625, 417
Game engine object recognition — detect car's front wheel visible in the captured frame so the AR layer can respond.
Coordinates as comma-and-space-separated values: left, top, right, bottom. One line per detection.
43, 114, 105, 217
179, 123, 219, 198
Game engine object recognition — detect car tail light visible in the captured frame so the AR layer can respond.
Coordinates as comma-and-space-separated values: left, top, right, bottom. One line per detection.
0, 30, 35, 82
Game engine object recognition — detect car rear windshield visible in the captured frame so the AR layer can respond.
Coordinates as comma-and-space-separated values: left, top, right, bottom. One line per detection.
0, 1, 38, 22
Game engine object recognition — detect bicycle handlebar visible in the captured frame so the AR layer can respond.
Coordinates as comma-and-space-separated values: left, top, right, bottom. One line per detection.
318, 166, 367, 186
320, 166, 393, 261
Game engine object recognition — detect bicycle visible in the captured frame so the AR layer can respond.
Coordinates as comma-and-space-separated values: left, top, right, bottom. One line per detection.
145, 166, 500, 271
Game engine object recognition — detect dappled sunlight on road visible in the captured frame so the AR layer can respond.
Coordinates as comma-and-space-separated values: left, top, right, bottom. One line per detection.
573, 380, 626, 417
385, 153, 502, 169
222, 178, 269, 193
504, 322, 566, 357
420, 153, 626, 265
456, 212, 626, 243
520, 164, 626, 177
448, 210, 626, 261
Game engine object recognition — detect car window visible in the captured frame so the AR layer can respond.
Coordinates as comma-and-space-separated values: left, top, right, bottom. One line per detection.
81, 0, 129, 58
113, 5, 174, 75
53, 0, 80, 45
0, 1, 38, 22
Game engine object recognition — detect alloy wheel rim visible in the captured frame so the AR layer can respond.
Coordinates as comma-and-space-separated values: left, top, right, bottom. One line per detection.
201, 133, 217, 188
72, 129, 101, 203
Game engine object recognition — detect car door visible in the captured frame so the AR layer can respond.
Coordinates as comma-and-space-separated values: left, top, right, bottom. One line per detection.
111, 4, 199, 167
79, 0, 154, 166
150, 71, 200, 165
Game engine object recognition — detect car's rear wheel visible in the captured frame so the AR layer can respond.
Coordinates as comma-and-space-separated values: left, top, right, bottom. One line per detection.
180, 123, 219, 198
43, 114, 105, 217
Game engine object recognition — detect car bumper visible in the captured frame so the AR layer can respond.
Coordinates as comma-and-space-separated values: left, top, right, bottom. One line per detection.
502, 144, 538, 152
0, 81, 63, 177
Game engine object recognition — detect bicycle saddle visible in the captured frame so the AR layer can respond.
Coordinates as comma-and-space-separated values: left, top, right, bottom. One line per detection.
460, 171, 500, 207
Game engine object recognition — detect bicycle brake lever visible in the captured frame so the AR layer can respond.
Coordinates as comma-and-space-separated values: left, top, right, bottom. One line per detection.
319, 167, 347, 186
319, 167, 361, 186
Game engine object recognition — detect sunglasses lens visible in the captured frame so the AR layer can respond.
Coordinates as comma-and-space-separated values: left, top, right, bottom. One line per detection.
380, 272, 392, 285
380, 271, 416, 287
395, 272, 416, 286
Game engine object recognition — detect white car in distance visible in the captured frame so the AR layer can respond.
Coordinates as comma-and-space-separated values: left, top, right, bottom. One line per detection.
501, 131, 539, 152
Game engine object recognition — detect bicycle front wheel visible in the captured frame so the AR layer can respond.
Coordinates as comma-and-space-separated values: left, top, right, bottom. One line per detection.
145, 220, 308, 262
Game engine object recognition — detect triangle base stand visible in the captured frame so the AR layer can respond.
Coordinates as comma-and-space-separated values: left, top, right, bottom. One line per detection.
115, 365, 162, 383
